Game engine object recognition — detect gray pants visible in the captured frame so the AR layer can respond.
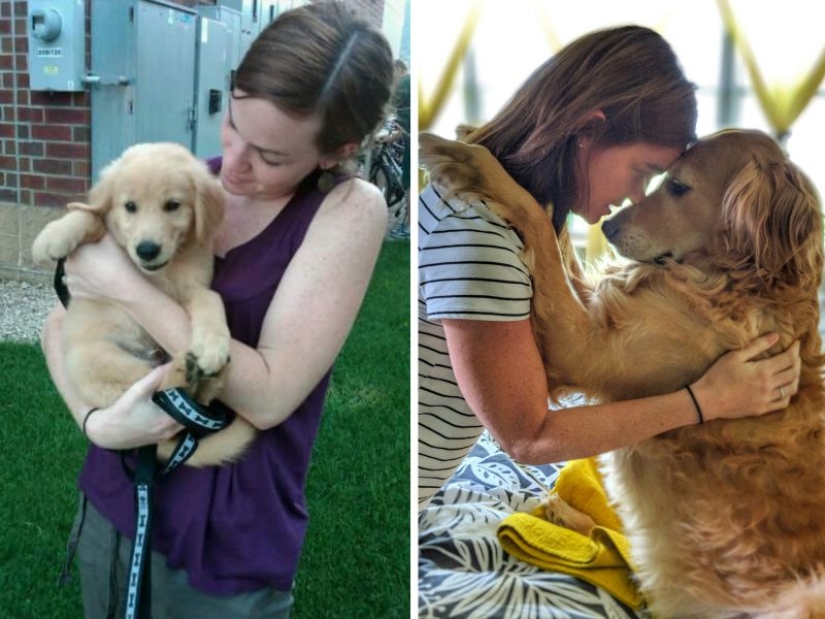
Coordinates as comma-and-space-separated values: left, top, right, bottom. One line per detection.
68, 495, 293, 619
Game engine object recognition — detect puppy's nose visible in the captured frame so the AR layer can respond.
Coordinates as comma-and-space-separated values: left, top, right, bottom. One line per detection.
136, 241, 161, 261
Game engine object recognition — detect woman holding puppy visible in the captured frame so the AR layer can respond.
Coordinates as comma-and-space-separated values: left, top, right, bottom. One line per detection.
41, 3, 395, 618
418, 26, 802, 509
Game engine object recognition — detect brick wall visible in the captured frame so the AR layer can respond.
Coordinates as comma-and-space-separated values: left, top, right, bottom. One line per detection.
0, 1, 91, 210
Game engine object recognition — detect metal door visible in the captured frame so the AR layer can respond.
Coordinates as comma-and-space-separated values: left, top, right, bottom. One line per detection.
89, 0, 197, 180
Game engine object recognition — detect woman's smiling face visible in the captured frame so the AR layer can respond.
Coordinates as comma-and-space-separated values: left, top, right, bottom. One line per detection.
219, 90, 329, 200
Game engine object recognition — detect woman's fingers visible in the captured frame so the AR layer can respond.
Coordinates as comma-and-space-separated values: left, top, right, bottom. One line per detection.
736, 332, 780, 361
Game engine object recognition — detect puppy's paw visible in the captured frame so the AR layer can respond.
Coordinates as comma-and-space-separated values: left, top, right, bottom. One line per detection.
543, 493, 597, 535
187, 331, 231, 379
31, 226, 78, 264
419, 133, 485, 197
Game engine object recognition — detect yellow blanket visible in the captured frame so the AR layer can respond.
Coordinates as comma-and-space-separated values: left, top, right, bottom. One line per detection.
497, 458, 644, 609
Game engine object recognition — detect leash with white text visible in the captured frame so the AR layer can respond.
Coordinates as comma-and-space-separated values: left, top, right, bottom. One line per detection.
123, 390, 234, 619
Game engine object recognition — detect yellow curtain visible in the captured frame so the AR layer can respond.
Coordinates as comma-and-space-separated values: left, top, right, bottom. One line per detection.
717, 0, 825, 139
418, 0, 483, 132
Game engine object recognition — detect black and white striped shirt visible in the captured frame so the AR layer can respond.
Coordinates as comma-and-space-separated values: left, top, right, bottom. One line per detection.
418, 183, 532, 508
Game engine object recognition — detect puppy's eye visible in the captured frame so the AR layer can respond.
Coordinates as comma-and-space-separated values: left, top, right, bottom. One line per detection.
164, 199, 181, 212
124, 201, 137, 213
668, 179, 691, 197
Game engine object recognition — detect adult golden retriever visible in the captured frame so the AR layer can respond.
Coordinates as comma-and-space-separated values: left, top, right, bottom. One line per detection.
419, 129, 825, 617
33, 142, 256, 466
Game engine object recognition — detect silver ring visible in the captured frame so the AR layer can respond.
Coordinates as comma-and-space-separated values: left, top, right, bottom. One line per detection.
779, 386, 785, 399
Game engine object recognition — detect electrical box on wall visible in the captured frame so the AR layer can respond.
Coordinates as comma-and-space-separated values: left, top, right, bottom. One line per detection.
28, 0, 86, 91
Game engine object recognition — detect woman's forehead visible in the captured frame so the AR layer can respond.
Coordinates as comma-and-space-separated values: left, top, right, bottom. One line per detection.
229, 93, 321, 156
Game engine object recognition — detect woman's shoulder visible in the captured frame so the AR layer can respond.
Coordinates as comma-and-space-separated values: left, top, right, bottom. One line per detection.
420, 182, 512, 229
312, 177, 387, 237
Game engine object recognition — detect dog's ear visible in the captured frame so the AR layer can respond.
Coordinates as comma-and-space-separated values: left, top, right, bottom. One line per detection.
723, 155, 823, 290
191, 163, 225, 242
87, 157, 121, 214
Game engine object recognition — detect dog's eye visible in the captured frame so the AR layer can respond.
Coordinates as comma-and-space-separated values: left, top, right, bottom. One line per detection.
164, 199, 181, 212
124, 201, 137, 213
667, 179, 691, 198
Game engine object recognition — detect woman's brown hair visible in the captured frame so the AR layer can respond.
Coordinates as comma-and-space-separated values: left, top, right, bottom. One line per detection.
465, 26, 697, 231
233, 2, 394, 156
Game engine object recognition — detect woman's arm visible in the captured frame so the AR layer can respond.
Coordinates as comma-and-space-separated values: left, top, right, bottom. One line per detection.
443, 318, 800, 465
40, 304, 183, 449
64, 179, 388, 430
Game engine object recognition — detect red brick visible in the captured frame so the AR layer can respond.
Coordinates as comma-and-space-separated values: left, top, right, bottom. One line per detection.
0, 123, 14, 138
0, 154, 16, 169
73, 160, 90, 179
46, 142, 88, 159
19, 188, 31, 204
19, 107, 44, 123
3, 138, 16, 154
19, 141, 44, 156
33, 191, 75, 208
0, 21, 11, 36
33, 158, 72, 175
45, 107, 89, 125
0, 187, 18, 202
15, 53, 26, 72
32, 124, 72, 141
16, 156, 29, 171
47, 176, 88, 193
29, 91, 81, 106
20, 174, 44, 190
15, 71, 28, 88
0, 54, 13, 70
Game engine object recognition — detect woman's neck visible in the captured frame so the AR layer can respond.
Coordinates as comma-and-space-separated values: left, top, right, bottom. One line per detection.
214, 192, 294, 257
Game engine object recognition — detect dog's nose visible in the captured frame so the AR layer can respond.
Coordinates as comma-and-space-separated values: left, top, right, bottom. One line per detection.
602, 218, 620, 242
136, 241, 161, 261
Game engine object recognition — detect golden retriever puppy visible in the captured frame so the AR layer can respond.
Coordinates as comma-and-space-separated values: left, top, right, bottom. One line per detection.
419, 129, 825, 617
33, 142, 256, 466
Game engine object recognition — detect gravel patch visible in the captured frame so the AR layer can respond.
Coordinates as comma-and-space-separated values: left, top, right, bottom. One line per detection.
0, 279, 58, 344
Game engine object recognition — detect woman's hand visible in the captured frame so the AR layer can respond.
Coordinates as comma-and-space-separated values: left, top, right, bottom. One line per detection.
84, 364, 184, 450
691, 333, 801, 421
63, 234, 145, 303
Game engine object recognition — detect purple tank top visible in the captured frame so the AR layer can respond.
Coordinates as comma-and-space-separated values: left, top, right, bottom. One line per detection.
78, 160, 335, 594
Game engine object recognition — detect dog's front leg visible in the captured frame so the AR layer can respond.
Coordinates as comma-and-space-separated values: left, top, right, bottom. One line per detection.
166, 288, 231, 403
31, 204, 105, 264
419, 135, 596, 387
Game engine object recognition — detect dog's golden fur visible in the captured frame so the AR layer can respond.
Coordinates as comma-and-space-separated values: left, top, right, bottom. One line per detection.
33, 142, 256, 466
419, 129, 825, 617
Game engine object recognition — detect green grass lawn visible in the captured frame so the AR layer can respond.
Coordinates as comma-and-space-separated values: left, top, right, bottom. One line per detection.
0, 239, 411, 619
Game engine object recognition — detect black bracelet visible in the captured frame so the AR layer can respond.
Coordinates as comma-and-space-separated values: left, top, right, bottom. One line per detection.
685, 385, 704, 425
82, 407, 100, 437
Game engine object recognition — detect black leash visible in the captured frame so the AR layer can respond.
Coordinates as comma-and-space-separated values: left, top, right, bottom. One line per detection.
122, 390, 233, 619
52, 259, 233, 618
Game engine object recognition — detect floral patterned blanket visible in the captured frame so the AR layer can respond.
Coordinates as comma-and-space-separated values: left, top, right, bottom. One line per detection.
417, 431, 641, 619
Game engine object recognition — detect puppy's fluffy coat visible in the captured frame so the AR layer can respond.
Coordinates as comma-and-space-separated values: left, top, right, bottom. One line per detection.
420, 129, 825, 617
33, 142, 256, 466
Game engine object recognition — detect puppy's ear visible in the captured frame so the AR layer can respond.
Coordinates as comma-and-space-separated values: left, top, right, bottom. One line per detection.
724, 155, 823, 290
87, 158, 121, 213
191, 163, 225, 242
